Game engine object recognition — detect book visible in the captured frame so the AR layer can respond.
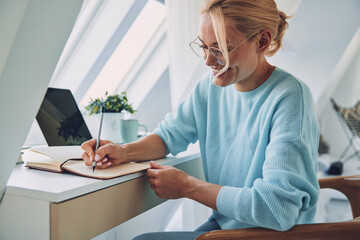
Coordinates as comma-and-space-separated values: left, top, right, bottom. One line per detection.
24, 146, 151, 180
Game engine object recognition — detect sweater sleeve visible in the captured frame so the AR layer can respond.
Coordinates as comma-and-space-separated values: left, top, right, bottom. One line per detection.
216, 84, 320, 231
153, 74, 209, 155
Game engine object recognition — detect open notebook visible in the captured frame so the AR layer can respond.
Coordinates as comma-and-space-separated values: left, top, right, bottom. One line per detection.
25, 146, 151, 180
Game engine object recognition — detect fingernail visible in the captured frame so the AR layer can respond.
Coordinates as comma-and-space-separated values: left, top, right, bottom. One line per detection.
97, 162, 102, 166
107, 162, 111, 166
102, 157, 108, 163
95, 154, 100, 161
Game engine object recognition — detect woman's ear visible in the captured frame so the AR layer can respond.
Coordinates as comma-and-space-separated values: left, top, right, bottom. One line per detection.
257, 30, 272, 53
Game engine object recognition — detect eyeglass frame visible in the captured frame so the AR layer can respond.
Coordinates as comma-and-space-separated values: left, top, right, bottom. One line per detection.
189, 34, 257, 66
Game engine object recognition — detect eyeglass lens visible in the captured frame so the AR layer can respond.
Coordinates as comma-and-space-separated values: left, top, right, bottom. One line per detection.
190, 41, 225, 65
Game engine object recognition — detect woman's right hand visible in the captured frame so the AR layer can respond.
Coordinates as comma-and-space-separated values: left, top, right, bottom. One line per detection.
81, 139, 128, 169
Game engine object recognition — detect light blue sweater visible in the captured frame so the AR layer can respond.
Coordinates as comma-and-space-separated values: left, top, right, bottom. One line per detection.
154, 67, 320, 231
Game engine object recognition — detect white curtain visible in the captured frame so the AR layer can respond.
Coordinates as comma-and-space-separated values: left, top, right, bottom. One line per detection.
165, 0, 208, 111
163, 0, 212, 230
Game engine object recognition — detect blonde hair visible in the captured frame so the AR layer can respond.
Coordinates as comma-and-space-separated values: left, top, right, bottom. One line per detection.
200, 0, 290, 76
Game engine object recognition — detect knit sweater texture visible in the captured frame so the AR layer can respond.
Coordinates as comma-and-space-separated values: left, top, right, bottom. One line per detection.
154, 67, 320, 231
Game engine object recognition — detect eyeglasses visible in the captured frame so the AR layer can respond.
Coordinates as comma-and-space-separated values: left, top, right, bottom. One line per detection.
189, 35, 254, 65
189, 37, 226, 65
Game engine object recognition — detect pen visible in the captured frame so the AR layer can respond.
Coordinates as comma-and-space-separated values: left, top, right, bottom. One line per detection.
93, 106, 105, 172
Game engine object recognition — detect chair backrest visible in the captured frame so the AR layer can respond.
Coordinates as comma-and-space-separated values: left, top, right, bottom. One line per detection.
196, 175, 360, 240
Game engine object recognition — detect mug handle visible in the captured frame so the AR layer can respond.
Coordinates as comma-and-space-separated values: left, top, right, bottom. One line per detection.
138, 123, 148, 138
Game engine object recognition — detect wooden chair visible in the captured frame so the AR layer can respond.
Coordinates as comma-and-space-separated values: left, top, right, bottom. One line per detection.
196, 175, 360, 240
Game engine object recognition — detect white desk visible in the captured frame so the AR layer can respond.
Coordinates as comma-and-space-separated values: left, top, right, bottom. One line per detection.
0, 152, 203, 240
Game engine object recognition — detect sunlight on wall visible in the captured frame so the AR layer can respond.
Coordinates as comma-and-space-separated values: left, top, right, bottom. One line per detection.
80, 0, 166, 107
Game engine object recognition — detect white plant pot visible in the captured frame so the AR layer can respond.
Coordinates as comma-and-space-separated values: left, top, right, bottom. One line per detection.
99, 112, 125, 144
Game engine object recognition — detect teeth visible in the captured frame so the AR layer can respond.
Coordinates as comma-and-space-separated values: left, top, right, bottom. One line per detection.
213, 69, 219, 73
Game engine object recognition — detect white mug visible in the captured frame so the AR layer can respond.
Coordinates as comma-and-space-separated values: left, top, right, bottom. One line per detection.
99, 112, 124, 144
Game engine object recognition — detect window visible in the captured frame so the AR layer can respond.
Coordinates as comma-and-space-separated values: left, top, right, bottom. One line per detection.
80, 0, 166, 107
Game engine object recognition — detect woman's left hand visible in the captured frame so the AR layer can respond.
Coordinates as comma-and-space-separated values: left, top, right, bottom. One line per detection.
146, 161, 192, 199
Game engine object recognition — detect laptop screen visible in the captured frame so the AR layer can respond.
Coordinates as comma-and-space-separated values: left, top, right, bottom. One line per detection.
36, 87, 92, 146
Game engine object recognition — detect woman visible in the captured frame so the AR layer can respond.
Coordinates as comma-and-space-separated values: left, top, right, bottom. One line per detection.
81, 0, 320, 239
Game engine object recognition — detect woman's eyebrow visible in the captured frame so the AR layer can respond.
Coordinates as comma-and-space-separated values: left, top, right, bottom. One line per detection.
198, 37, 232, 47
198, 36, 219, 46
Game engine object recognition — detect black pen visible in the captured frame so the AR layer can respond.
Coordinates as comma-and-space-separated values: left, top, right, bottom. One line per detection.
93, 106, 105, 172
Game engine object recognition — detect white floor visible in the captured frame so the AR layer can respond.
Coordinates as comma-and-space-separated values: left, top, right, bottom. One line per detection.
315, 188, 352, 223
315, 153, 358, 223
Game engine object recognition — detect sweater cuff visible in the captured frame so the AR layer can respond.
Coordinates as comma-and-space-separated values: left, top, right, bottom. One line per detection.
217, 186, 252, 220
217, 186, 239, 218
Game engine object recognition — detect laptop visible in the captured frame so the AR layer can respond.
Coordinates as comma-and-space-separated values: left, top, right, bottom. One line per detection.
36, 87, 92, 146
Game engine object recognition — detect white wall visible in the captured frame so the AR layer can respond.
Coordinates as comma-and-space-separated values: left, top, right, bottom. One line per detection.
0, 0, 83, 202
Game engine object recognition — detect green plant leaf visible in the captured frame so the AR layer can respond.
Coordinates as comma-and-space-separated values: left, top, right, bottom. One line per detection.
84, 91, 136, 115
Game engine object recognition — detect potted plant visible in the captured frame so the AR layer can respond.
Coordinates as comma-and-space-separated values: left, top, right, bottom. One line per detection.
85, 91, 135, 115
84, 91, 136, 143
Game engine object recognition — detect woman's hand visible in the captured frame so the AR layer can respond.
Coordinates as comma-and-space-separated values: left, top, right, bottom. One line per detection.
81, 139, 128, 169
146, 161, 193, 199
147, 161, 222, 210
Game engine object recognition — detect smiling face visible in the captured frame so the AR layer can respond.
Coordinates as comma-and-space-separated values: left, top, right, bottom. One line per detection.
199, 13, 273, 92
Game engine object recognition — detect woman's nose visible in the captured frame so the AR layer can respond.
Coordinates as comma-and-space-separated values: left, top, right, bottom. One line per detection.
204, 51, 218, 66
